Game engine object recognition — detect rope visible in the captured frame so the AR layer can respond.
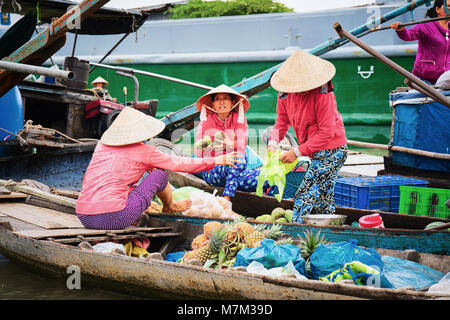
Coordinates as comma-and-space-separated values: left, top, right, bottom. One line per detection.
23, 120, 83, 144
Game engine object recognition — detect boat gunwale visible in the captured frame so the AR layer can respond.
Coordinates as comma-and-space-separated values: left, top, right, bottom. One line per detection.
0, 224, 449, 300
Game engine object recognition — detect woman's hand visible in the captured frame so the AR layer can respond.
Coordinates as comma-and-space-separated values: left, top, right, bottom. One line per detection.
267, 145, 276, 154
214, 151, 244, 168
390, 22, 404, 31
279, 148, 297, 163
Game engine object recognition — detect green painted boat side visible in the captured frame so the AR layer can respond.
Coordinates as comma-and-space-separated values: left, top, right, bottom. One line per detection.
88, 56, 414, 144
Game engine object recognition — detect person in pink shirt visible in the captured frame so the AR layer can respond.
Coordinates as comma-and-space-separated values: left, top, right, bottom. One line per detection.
267, 50, 348, 223
390, 0, 450, 84
194, 84, 269, 200
76, 107, 241, 230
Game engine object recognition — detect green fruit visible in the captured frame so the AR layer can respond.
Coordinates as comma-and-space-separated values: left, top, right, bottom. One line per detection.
276, 217, 288, 223
284, 210, 293, 223
256, 214, 274, 223
203, 135, 212, 145
424, 221, 449, 230
271, 207, 285, 220
215, 131, 226, 141
194, 140, 203, 149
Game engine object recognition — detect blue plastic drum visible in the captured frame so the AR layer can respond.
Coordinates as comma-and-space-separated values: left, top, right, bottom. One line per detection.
0, 86, 24, 156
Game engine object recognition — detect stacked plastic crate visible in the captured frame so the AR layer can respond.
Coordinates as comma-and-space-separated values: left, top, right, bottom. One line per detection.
334, 176, 429, 213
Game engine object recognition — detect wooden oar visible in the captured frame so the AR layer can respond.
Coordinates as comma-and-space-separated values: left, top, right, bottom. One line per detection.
367, 15, 450, 33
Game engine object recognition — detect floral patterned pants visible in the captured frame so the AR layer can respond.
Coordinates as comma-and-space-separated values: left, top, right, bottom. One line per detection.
292, 145, 348, 223
202, 160, 268, 198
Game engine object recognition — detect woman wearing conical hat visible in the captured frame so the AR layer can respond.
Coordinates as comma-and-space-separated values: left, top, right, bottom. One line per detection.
76, 107, 241, 230
91, 76, 116, 102
267, 50, 348, 223
194, 84, 269, 201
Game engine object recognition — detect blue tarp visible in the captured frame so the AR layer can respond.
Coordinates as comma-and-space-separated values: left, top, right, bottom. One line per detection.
390, 90, 450, 172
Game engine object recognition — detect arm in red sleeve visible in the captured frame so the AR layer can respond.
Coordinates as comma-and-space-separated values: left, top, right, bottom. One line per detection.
298, 92, 336, 156
142, 145, 215, 173
235, 116, 248, 154
269, 94, 291, 145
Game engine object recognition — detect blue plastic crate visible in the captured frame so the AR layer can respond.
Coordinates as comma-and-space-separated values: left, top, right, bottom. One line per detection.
334, 176, 429, 213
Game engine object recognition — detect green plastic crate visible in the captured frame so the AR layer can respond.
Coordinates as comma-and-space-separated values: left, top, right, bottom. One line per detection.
399, 186, 450, 219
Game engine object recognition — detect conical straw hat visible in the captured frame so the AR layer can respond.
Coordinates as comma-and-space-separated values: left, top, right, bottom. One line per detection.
196, 84, 250, 113
270, 50, 336, 93
100, 107, 166, 146
91, 76, 109, 86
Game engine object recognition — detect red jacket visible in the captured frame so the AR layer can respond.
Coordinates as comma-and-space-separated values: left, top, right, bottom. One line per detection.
269, 83, 347, 158
194, 110, 248, 157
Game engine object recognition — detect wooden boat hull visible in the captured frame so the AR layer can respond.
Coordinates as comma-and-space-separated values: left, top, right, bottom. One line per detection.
0, 216, 448, 300
168, 171, 450, 255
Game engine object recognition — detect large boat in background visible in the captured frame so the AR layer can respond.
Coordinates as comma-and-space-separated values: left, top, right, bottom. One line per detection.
0, 0, 429, 145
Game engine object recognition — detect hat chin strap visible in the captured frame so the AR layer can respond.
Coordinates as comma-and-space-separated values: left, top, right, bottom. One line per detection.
200, 99, 244, 122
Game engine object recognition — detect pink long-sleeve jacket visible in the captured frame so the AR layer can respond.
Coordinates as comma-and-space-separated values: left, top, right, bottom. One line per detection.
269, 83, 347, 158
396, 21, 450, 83
76, 142, 215, 215
194, 110, 248, 158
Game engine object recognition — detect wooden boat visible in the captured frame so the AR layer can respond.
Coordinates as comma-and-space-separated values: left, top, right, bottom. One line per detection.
0, 199, 448, 300
167, 171, 450, 255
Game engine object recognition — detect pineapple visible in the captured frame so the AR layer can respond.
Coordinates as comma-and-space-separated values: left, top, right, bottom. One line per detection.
183, 229, 226, 264
235, 222, 254, 239
298, 229, 329, 261
191, 233, 209, 250
203, 221, 223, 239
245, 224, 284, 247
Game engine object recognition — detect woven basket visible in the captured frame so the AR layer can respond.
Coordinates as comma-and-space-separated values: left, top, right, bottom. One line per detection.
282, 160, 310, 199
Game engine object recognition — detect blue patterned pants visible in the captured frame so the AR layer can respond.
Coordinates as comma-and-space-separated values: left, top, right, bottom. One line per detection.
202, 160, 267, 197
292, 145, 348, 223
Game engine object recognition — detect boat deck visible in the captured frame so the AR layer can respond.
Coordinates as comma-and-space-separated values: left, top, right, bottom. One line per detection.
339, 153, 385, 177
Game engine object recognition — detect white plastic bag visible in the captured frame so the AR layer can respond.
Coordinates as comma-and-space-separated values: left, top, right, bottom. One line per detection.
246, 261, 307, 280
428, 272, 450, 294
92, 242, 127, 255
183, 189, 236, 219
435, 70, 450, 89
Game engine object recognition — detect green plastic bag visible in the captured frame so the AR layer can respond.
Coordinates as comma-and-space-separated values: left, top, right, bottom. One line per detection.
319, 261, 380, 286
172, 186, 200, 202
256, 149, 298, 202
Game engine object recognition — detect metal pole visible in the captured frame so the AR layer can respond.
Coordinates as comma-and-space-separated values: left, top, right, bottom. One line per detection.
0, 61, 74, 80
89, 30, 132, 74
367, 15, 450, 33
116, 71, 139, 103
333, 22, 450, 108
90, 62, 213, 90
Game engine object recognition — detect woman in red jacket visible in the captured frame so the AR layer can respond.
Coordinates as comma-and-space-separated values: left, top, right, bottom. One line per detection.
268, 50, 348, 223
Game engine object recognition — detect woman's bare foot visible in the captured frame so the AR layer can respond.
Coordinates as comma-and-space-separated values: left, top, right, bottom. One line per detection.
162, 199, 192, 213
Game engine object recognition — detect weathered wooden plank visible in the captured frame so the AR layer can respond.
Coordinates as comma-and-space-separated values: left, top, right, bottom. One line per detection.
0, 192, 28, 199
0, 179, 77, 208
0, 203, 83, 229
14, 226, 173, 239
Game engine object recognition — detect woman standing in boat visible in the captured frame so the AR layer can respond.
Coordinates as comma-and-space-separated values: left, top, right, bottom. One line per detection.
76, 106, 241, 230
390, 0, 450, 84
194, 84, 267, 201
267, 50, 348, 223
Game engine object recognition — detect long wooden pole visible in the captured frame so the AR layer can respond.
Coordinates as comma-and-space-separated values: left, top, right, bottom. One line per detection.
367, 15, 450, 33
347, 139, 450, 160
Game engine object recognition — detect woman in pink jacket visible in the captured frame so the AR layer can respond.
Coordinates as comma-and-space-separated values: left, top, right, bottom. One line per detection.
390, 0, 450, 84
268, 50, 348, 223
194, 85, 268, 201
76, 107, 240, 230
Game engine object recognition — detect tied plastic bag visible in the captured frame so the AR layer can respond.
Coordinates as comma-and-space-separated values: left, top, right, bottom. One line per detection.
256, 149, 298, 202
183, 189, 237, 219
92, 242, 127, 255
234, 239, 307, 276
246, 260, 307, 280
310, 239, 391, 287
428, 272, 450, 294
319, 261, 380, 286
435, 70, 450, 89
382, 255, 444, 290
